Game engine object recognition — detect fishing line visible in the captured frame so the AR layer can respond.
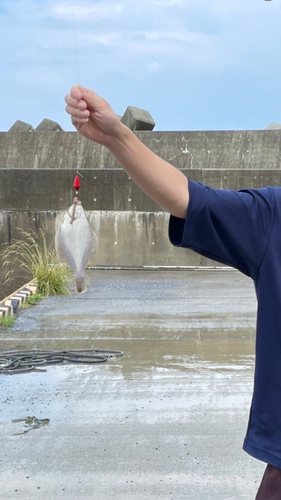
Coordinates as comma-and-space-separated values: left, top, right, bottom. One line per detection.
69, 0, 85, 227
70, 1, 81, 86
70, 0, 83, 177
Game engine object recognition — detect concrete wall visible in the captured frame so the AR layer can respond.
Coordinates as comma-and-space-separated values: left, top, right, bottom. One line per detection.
0, 208, 213, 301
2, 168, 281, 212
1, 129, 281, 280
1, 130, 281, 170
0, 210, 208, 268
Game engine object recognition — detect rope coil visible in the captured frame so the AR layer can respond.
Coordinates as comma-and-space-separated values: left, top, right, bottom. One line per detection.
0, 349, 123, 374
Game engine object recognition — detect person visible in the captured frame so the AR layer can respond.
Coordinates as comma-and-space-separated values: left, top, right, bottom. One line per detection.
65, 85, 281, 500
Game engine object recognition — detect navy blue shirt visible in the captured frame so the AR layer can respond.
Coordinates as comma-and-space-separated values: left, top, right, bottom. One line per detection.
169, 179, 281, 468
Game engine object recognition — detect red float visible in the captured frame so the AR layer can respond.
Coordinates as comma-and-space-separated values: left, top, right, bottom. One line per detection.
73, 174, 80, 192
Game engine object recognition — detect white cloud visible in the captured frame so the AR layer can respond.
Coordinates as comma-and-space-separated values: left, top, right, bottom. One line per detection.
155, 0, 183, 5
148, 62, 163, 72
143, 30, 214, 44
1, 0, 279, 76
0, 0, 280, 130
50, 1, 123, 21
82, 32, 119, 46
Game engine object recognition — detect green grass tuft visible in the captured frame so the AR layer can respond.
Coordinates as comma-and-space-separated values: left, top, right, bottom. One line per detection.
21, 293, 44, 308
0, 316, 15, 328
0, 229, 71, 296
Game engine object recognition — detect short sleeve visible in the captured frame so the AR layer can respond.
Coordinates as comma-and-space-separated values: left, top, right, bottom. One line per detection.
169, 179, 275, 278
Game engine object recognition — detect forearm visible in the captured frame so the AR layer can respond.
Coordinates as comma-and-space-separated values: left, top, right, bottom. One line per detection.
108, 125, 189, 219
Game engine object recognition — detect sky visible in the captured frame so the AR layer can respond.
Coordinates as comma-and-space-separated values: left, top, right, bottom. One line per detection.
1, 0, 281, 132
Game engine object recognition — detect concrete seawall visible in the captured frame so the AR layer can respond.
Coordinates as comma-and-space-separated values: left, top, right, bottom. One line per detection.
1, 129, 281, 292
0, 210, 214, 268
2, 168, 281, 212
1, 130, 281, 170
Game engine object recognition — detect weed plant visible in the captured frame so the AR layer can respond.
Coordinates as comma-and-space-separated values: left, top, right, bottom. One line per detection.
0, 229, 71, 296
0, 316, 15, 328
21, 293, 44, 308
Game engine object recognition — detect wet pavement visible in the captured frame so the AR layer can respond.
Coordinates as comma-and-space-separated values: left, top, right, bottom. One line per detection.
0, 270, 264, 499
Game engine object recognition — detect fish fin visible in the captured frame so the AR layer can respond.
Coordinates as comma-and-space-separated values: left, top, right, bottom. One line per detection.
55, 211, 67, 231
55, 212, 68, 264
90, 228, 98, 255
75, 277, 86, 294
86, 212, 99, 255
55, 225, 68, 265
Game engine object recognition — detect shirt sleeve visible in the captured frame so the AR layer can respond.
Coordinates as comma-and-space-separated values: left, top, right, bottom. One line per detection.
169, 179, 275, 278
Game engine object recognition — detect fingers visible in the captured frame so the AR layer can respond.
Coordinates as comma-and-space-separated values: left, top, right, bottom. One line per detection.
65, 86, 91, 123
65, 85, 108, 129
65, 94, 87, 110
65, 90, 90, 122
73, 86, 106, 112
66, 85, 105, 112
70, 85, 86, 101
65, 104, 90, 121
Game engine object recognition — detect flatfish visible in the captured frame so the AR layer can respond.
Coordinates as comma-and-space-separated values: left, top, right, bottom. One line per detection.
55, 198, 98, 293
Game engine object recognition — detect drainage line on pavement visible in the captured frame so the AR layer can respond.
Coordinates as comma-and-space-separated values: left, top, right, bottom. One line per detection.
0, 349, 123, 374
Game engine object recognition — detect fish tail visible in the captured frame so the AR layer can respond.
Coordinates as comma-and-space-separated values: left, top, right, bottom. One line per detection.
75, 276, 86, 294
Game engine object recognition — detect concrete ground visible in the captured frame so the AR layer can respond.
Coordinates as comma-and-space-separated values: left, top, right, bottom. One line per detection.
0, 270, 265, 499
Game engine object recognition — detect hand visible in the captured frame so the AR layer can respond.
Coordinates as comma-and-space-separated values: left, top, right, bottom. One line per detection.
65, 85, 123, 147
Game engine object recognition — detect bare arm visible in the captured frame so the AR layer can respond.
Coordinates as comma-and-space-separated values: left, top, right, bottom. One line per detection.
108, 125, 189, 218
65, 86, 189, 219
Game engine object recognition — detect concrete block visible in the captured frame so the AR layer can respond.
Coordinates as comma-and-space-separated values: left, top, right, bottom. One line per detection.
16, 291, 29, 301
18, 290, 31, 301
4, 300, 14, 316
3, 301, 13, 316
13, 293, 26, 303
36, 119, 63, 132
8, 120, 34, 132
10, 298, 21, 314
266, 122, 281, 130
0, 307, 9, 318
21, 288, 32, 297
25, 285, 37, 295
121, 106, 155, 131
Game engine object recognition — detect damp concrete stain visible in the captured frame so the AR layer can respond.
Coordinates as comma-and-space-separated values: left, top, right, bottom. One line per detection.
0, 270, 264, 500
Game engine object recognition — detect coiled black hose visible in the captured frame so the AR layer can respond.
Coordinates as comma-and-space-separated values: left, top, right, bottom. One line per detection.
0, 349, 123, 374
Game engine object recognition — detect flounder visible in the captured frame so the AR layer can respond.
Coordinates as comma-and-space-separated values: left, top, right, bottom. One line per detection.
55, 198, 98, 293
